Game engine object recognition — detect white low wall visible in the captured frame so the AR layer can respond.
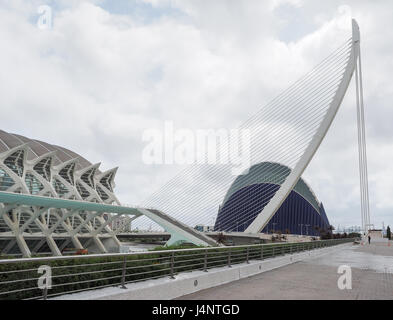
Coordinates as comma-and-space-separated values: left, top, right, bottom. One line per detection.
53, 243, 351, 300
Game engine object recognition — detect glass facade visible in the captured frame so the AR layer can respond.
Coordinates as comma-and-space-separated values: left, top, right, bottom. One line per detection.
0, 130, 122, 256
59, 163, 75, 185
76, 182, 90, 199
0, 167, 15, 191
100, 172, 114, 192
96, 185, 109, 201
53, 178, 69, 197
4, 150, 24, 177
215, 162, 330, 236
33, 157, 52, 181
81, 168, 96, 189
25, 173, 44, 195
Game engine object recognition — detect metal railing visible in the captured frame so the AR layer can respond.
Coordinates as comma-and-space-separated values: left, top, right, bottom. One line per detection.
0, 238, 356, 300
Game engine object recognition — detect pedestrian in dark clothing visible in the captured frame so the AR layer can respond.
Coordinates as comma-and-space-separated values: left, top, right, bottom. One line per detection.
368, 235, 371, 244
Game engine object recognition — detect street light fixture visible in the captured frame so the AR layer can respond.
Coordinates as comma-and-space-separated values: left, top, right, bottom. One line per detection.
299, 224, 304, 236
272, 222, 277, 234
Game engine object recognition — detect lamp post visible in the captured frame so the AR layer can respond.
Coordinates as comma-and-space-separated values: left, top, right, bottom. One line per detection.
305, 224, 310, 236
299, 224, 304, 236
272, 222, 277, 234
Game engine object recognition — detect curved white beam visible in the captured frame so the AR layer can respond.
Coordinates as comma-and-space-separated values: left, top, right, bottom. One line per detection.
245, 20, 360, 233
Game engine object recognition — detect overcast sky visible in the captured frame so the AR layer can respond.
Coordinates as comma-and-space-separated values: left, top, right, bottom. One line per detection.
1, 0, 392, 230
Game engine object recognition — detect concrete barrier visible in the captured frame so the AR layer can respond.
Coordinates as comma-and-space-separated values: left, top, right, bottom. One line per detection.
53, 242, 351, 300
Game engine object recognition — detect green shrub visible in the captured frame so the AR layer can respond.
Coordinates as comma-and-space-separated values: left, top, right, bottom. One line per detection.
0, 238, 354, 300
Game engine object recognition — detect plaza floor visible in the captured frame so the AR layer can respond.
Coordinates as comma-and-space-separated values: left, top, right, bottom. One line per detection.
177, 241, 393, 300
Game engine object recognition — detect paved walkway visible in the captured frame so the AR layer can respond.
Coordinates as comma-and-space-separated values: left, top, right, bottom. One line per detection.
177, 241, 393, 300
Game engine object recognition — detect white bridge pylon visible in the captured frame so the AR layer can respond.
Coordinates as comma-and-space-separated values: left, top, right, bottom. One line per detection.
246, 20, 368, 233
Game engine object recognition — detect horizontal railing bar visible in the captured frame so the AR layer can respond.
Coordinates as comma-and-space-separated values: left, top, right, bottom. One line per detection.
50, 275, 123, 289
173, 262, 204, 270
0, 276, 40, 286
173, 252, 206, 259
124, 267, 172, 278
0, 240, 347, 265
0, 285, 41, 296
50, 267, 124, 279
206, 258, 230, 265
124, 262, 171, 271
49, 260, 125, 270
123, 273, 174, 286
173, 257, 205, 264
0, 239, 355, 300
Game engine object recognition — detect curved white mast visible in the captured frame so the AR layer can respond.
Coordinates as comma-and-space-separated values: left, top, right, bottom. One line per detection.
353, 21, 371, 234
246, 20, 361, 233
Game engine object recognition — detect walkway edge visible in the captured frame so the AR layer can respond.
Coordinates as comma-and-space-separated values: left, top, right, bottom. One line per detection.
53, 243, 351, 300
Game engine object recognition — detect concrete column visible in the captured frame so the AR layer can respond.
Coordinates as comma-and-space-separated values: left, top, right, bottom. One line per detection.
33, 218, 62, 256
51, 211, 83, 251
15, 234, 31, 258
2, 212, 31, 257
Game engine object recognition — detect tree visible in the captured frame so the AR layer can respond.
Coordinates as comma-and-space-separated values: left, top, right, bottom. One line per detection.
387, 226, 391, 240
348, 232, 361, 238
216, 232, 227, 244
319, 227, 333, 240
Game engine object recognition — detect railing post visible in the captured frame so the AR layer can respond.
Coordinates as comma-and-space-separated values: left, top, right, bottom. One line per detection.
170, 251, 175, 279
121, 256, 127, 289
260, 245, 264, 260
42, 287, 48, 300
246, 247, 250, 264
203, 249, 208, 272
227, 248, 232, 268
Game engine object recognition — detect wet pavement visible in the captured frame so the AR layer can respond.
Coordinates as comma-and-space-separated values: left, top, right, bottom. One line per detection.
177, 241, 393, 300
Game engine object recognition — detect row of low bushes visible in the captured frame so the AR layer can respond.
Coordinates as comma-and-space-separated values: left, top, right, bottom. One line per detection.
0, 239, 354, 300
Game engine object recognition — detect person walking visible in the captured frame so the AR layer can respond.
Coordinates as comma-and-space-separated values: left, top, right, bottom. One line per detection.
368, 235, 371, 244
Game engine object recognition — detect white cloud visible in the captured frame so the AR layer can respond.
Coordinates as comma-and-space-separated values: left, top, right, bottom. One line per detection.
0, 0, 392, 229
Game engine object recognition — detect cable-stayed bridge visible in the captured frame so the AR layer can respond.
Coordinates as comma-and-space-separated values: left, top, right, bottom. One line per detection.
0, 20, 370, 257
133, 19, 370, 236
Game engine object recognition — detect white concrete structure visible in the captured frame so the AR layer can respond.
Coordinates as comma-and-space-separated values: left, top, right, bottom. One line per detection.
0, 20, 370, 257
0, 130, 129, 256
246, 20, 370, 234
0, 131, 216, 257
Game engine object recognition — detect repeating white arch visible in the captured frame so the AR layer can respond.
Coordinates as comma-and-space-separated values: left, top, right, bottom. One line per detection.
0, 138, 129, 256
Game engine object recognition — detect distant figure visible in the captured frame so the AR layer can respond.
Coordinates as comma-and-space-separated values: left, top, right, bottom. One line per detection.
368, 235, 371, 244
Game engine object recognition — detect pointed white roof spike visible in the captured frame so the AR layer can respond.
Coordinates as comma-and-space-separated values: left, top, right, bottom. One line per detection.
96, 167, 118, 180
0, 143, 29, 159
75, 163, 101, 176
26, 151, 57, 166
52, 157, 79, 171
352, 19, 360, 43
